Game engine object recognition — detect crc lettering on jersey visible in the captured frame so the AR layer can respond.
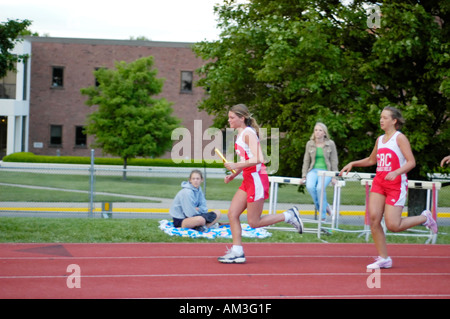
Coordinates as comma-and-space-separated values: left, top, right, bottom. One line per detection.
377, 153, 392, 172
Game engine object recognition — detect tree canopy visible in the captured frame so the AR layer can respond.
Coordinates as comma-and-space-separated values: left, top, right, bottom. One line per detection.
81, 56, 180, 177
193, 0, 450, 178
0, 19, 32, 78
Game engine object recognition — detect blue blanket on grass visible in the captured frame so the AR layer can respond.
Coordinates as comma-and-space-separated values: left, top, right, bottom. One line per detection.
158, 220, 272, 239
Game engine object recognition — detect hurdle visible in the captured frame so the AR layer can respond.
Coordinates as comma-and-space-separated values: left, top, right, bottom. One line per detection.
266, 175, 346, 237
317, 171, 375, 239
267, 171, 442, 243
360, 179, 441, 244
318, 171, 441, 243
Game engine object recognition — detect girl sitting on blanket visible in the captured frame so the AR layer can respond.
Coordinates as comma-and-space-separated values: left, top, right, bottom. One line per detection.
169, 169, 221, 231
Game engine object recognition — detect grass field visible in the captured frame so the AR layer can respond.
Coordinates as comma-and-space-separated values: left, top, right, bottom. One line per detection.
2, 170, 449, 207
0, 170, 359, 204
0, 217, 448, 244
1, 169, 448, 245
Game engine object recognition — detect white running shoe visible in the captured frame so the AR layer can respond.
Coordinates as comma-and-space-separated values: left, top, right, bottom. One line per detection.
421, 210, 438, 234
218, 248, 246, 264
286, 206, 304, 234
367, 256, 392, 269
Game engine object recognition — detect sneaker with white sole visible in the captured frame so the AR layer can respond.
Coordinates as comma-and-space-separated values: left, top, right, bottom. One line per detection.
286, 206, 304, 234
367, 256, 392, 269
421, 210, 438, 234
218, 248, 246, 264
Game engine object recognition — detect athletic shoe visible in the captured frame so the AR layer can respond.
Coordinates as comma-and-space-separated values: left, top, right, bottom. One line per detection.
218, 248, 246, 264
209, 222, 220, 229
286, 206, 304, 234
421, 210, 438, 234
194, 226, 208, 232
367, 256, 392, 269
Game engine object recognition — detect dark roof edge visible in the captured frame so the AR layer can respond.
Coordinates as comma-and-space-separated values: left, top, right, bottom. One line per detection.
23, 36, 195, 48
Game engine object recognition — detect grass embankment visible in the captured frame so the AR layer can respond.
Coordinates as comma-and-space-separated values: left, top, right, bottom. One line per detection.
1, 217, 448, 244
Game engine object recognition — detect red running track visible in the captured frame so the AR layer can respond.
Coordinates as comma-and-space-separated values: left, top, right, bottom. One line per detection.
0, 243, 449, 299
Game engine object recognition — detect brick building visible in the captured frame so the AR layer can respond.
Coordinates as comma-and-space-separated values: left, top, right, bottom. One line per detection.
0, 39, 30, 159
0, 36, 214, 160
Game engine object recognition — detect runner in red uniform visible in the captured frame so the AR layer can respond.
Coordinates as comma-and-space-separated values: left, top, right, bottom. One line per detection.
218, 104, 303, 264
340, 106, 437, 269
235, 126, 270, 202
371, 130, 408, 207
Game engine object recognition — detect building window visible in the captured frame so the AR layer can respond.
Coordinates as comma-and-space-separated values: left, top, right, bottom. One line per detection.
0, 64, 17, 99
75, 126, 87, 147
50, 125, 62, 145
180, 71, 193, 93
22, 58, 28, 100
52, 67, 64, 88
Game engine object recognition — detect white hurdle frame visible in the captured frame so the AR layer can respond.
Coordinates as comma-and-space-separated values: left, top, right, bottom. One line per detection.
360, 178, 441, 244
317, 171, 376, 239
267, 172, 441, 243
317, 171, 441, 243
266, 175, 346, 238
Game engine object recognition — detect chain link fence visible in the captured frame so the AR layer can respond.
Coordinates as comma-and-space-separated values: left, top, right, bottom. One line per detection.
0, 161, 230, 219
1, 157, 449, 233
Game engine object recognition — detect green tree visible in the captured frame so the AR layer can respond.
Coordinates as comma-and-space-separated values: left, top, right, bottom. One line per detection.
0, 19, 32, 78
81, 56, 180, 179
193, 0, 450, 179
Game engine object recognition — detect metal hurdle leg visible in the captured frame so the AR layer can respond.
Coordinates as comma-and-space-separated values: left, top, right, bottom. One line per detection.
364, 180, 371, 242
266, 176, 303, 232
317, 173, 327, 239
310, 172, 347, 239
316, 171, 361, 238
317, 171, 376, 238
268, 179, 278, 216
316, 173, 346, 238
331, 182, 339, 230
429, 184, 438, 244
324, 180, 345, 231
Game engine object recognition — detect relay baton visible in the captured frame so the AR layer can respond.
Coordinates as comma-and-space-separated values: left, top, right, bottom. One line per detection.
214, 148, 236, 174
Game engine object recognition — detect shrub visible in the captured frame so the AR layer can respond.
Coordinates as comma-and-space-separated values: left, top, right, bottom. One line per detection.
2, 152, 223, 168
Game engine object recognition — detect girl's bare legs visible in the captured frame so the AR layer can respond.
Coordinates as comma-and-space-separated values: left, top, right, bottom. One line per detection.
246, 199, 285, 229
369, 192, 389, 259
369, 192, 428, 260
384, 207, 426, 232
181, 209, 222, 229
220, 188, 298, 263
227, 189, 248, 247
228, 189, 286, 246
181, 216, 206, 229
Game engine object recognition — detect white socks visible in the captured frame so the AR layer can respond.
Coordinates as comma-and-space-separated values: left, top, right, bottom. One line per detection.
283, 211, 292, 222
232, 245, 244, 255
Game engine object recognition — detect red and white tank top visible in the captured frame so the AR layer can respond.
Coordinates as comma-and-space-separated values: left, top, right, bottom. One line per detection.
375, 131, 407, 186
235, 127, 267, 175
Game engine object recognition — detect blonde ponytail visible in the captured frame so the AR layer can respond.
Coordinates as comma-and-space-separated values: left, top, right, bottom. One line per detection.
230, 104, 260, 137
